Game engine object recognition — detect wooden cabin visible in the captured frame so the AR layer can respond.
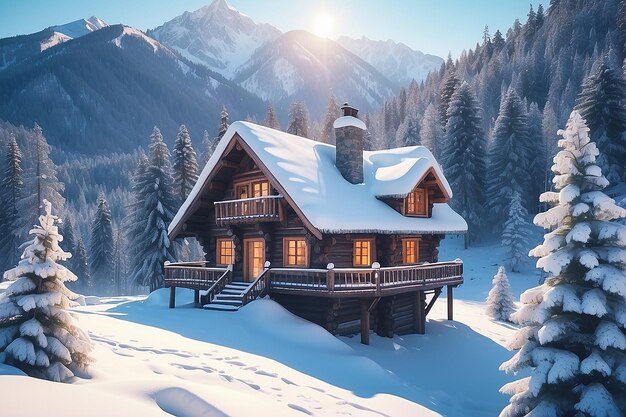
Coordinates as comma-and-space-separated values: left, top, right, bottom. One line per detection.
166, 103, 467, 344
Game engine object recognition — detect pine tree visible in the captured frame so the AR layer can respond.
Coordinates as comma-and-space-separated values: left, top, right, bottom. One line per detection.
131, 127, 177, 292
287, 101, 310, 137
0, 200, 93, 381
574, 63, 626, 184
395, 113, 420, 147
216, 107, 230, 142
485, 266, 516, 322
89, 192, 114, 295
527, 103, 547, 203
486, 89, 531, 229
439, 71, 460, 127
320, 94, 341, 144
126, 150, 150, 292
500, 111, 626, 416
59, 216, 76, 272
16, 124, 64, 242
73, 238, 91, 292
264, 103, 280, 130
201, 130, 215, 166
444, 82, 487, 245
501, 192, 532, 272
420, 103, 445, 160
0, 135, 23, 271
172, 124, 199, 204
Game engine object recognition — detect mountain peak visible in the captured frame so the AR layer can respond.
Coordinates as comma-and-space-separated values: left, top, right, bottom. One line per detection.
51, 16, 108, 39
150, 1, 281, 78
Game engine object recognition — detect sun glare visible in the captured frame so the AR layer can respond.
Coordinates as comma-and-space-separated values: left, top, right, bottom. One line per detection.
312, 12, 335, 38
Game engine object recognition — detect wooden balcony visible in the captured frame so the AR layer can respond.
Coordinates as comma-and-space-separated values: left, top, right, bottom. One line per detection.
268, 261, 463, 297
214, 195, 283, 227
163, 260, 463, 299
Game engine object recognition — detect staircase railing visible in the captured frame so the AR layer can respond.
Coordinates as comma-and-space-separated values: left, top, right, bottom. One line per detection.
200, 264, 233, 304
241, 262, 271, 307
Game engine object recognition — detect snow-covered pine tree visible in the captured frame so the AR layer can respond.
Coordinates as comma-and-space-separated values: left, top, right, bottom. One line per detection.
395, 113, 420, 148
0, 135, 23, 272
89, 192, 114, 295
527, 103, 547, 204
201, 130, 215, 166
172, 124, 199, 204
486, 266, 516, 322
499, 111, 626, 416
486, 88, 531, 230
420, 103, 445, 160
287, 101, 310, 138
501, 191, 533, 272
126, 150, 150, 292
444, 82, 487, 246
73, 238, 91, 292
16, 124, 65, 242
216, 107, 230, 143
439, 71, 460, 128
132, 127, 177, 292
320, 94, 340, 144
0, 200, 93, 382
58, 216, 77, 273
574, 63, 626, 184
264, 103, 281, 130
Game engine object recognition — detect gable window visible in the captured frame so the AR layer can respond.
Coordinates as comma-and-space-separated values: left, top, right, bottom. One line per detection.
353, 239, 374, 267
403, 238, 420, 264
283, 238, 308, 267
216, 238, 235, 265
406, 188, 428, 216
252, 180, 270, 197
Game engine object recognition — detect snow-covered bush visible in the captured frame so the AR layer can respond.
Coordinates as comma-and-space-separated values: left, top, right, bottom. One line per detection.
501, 191, 532, 272
499, 111, 626, 416
486, 266, 516, 322
0, 200, 93, 382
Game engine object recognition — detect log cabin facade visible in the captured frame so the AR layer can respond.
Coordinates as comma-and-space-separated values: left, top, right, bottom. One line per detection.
166, 104, 467, 344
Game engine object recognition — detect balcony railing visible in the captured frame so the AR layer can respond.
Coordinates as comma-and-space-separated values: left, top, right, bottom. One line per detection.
214, 195, 283, 226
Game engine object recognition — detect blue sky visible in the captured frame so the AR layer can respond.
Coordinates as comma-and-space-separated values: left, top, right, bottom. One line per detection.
0, 0, 545, 58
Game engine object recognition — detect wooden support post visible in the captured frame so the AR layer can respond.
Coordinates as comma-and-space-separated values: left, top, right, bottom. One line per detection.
447, 285, 454, 320
169, 287, 176, 309
360, 299, 371, 345
194, 289, 200, 306
415, 291, 425, 335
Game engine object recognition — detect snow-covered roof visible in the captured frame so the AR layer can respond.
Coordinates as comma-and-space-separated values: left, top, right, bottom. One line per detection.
170, 121, 467, 237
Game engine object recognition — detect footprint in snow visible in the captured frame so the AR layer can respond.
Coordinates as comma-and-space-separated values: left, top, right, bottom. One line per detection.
288, 404, 313, 415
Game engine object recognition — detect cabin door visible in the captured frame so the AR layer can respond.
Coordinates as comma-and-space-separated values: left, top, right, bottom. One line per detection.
243, 238, 265, 282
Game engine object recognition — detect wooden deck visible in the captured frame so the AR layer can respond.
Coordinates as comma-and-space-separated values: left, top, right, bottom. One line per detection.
214, 195, 284, 227
164, 260, 463, 344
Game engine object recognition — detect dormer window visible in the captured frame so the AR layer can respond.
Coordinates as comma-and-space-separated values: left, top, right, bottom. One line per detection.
406, 188, 428, 217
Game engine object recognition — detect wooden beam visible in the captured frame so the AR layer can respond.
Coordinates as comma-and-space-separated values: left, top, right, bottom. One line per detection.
218, 160, 239, 170
194, 289, 200, 306
360, 299, 371, 345
415, 291, 425, 334
447, 285, 454, 320
169, 287, 176, 309
368, 297, 381, 313
425, 288, 442, 316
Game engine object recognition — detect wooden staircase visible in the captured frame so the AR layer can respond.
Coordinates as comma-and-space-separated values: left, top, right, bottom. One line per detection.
203, 281, 249, 311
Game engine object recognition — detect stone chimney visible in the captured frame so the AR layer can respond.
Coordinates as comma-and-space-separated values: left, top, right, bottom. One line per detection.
334, 102, 366, 184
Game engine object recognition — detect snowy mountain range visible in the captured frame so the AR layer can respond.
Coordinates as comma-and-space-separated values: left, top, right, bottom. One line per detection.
337, 36, 444, 86
0, 24, 264, 154
149, 0, 281, 79
233, 30, 398, 118
0, 0, 443, 153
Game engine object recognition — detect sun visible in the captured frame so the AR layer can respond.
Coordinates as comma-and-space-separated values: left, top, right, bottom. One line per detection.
312, 11, 335, 38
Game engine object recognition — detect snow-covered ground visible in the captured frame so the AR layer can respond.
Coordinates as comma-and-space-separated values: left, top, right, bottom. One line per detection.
1, 235, 537, 416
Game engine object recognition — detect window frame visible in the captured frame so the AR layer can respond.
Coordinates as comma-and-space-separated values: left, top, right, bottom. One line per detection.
402, 238, 420, 265
405, 188, 428, 217
352, 238, 375, 267
216, 238, 235, 266
282, 237, 309, 268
